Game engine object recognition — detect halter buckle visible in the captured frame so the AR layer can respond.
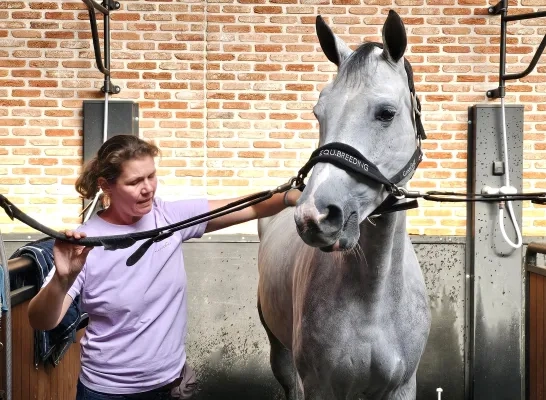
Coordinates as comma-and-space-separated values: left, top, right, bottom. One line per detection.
390, 185, 407, 200
275, 176, 305, 195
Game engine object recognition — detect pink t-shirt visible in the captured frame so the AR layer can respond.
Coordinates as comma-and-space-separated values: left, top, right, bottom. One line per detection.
43, 197, 209, 394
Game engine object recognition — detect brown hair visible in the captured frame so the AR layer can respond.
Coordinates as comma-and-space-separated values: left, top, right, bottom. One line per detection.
76, 135, 160, 200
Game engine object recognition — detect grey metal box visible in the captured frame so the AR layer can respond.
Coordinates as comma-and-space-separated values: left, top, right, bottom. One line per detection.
82, 100, 139, 164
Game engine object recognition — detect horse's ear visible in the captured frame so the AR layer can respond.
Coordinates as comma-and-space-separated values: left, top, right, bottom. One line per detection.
381, 10, 407, 62
316, 15, 352, 67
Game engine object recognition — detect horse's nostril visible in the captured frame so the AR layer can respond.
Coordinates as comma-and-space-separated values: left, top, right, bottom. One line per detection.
295, 203, 345, 243
323, 205, 343, 231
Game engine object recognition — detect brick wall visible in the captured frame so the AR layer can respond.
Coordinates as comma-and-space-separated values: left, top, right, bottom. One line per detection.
1, 0, 546, 236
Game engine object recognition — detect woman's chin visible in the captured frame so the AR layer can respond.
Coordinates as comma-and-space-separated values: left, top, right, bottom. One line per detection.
135, 202, 153, 215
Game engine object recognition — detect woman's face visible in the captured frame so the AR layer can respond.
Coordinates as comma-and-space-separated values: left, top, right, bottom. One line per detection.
104, 155, 158, 221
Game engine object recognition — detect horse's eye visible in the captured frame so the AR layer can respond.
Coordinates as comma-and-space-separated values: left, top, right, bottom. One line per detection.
377, 109, 396, 122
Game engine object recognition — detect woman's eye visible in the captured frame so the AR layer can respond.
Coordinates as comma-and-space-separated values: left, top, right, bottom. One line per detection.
377, 109, 396, 122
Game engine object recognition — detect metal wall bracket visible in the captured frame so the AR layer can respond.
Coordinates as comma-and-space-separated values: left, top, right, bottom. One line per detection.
486, 87, 504, 99
81, 0, 121, 95
487, 1, 506, 16
487, 1, 546, 99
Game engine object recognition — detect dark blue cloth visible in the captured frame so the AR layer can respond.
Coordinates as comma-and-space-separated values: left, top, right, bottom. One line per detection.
10, 237, 84, 366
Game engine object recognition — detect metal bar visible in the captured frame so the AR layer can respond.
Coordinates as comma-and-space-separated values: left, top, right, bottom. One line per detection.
503, 33, 546, 81
527, 242, 546, 256
498, 0, 507, 97
86, 7, 109, 76
103, 5, 111, 90
81, 0, 109, 16
505, 10, 546, 22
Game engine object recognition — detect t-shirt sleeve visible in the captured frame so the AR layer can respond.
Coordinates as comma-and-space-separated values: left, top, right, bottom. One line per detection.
156, 197, 209, 242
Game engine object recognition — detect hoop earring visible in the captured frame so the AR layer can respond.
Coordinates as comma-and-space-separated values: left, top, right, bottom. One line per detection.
100, 192, 110, 209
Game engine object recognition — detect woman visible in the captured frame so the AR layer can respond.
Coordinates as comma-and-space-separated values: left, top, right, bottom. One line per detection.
27, 135, 300, 399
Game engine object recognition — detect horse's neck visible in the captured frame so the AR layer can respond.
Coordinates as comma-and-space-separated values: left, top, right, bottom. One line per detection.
355, 211, 408, 285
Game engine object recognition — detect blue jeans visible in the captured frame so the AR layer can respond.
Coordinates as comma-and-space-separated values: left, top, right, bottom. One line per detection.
76, 379, 172, 400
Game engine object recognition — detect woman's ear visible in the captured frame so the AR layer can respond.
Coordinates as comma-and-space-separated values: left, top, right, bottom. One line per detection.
98, 177, 110, 194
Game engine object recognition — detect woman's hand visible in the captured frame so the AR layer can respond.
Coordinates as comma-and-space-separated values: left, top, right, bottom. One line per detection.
283, 189, 302, 207
53, 230, 93, 285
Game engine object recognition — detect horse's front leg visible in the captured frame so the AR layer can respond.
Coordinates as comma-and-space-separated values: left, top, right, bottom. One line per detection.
300, 377, 331, 400
388, 375, 416, 400
258, 299, 302, 400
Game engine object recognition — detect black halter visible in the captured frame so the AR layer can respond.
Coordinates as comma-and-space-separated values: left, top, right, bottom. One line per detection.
295, 142, 423, 196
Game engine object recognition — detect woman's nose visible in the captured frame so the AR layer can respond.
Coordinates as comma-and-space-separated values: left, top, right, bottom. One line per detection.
142, 179, 153, 193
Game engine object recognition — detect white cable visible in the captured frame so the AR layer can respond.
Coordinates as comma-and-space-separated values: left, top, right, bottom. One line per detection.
498, 97, 522, 249
103, 90, 109, 143
83, 91, 109, 223
499, 203, 523, 248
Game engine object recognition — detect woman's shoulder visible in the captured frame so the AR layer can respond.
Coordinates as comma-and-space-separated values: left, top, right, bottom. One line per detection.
153, 196, 208, 212
152, 196, 209, 225
76, 212, 120, 235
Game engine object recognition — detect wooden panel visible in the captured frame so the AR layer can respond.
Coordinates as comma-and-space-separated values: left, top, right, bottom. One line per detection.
0, 300, 83, 400
529, 271, 546, 400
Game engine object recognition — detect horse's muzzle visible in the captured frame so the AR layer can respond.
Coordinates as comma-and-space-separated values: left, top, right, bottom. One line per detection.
294, 203, 359, 251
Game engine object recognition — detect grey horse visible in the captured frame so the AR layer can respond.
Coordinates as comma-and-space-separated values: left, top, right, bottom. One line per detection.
257, 11, 431, 400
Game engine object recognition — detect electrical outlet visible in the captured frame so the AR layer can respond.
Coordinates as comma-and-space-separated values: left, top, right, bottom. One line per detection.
492, 161, 505, 176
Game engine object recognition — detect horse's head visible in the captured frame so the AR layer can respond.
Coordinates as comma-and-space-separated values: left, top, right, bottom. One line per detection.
294, 10, 423, 251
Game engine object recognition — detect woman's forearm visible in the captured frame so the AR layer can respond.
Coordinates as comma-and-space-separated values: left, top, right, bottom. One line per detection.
28, 273, 73, 331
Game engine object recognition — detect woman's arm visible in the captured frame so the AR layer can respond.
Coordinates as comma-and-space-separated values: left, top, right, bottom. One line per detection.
205, 189, 301, 233
28, 278, 76, 331
28, 231, 92, 330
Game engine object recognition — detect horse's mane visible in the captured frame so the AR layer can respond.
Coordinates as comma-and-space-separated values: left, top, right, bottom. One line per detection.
337, 42, 382, 85
336, 41, 418, 103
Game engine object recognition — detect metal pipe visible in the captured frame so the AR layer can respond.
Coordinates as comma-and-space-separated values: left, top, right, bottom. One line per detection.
503, 33, 546, 81
497, 0, 508, 98
505, 10, 546, 22
81, 0, 109, 16
103, 5, 111, 89
526, 242, 546, 256
86, 8, 109, 76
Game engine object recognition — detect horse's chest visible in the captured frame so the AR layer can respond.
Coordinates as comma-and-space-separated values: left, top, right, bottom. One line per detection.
293, 297, 426, 396
295, 322, 408, 388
